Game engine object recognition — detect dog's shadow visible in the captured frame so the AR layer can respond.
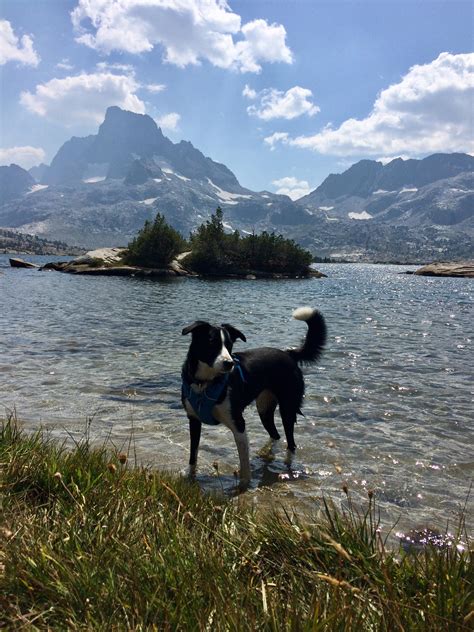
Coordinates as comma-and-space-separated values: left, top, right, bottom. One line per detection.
194, 439, 310, 497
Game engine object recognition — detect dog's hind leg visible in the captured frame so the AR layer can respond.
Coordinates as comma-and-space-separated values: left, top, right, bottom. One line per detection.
187, 416, 201, 477
229, 414, 251, 488
256, 390, 280, 441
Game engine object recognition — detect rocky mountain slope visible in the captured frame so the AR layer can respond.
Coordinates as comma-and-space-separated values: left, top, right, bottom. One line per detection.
0, 107, 472, 261
42, 106, 239, 190
0, 164, 35, 203
0, 107, 301, 248
0, 228, 84, 255
298, 154, 474, 228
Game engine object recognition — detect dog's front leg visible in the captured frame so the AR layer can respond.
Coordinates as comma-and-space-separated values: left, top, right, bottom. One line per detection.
232, 420, 251, 489
213, 400, 251, 488
223, 414, 251, 488
187, 415, 201, 478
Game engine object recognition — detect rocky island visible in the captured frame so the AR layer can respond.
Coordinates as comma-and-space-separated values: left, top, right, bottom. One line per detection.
39, 247, 326, 279
37, 208, 326, 279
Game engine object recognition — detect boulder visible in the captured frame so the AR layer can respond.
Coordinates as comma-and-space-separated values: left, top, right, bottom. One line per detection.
9, 257, 39, 268
414, 261, 474, 278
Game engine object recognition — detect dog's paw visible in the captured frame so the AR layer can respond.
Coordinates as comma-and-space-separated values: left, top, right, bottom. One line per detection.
182, 464, 197, 479
238, 477, 251, 491
284, 449, 296, 467
234, 468, 251, 490
257, 440, 277, 462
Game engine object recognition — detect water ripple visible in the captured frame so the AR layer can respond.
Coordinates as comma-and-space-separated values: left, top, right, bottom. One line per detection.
1, 257, 472, 536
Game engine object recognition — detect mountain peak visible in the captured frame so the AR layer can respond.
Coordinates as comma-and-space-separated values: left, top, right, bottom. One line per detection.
99, 106, 163, 144
32, 106, 241, 189
0, 164, 35, 203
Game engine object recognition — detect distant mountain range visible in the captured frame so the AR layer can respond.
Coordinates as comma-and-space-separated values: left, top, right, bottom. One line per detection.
0, 107, 472, 261
299, 153, 474, 227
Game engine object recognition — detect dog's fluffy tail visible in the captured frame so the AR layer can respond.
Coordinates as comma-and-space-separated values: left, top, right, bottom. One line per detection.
287, 307, 327, 364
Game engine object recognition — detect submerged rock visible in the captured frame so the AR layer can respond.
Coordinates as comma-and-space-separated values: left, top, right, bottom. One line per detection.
9, 257, 39, 268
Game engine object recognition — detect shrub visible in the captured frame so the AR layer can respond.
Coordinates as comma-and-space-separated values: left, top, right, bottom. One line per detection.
187, 208, 313, 275
124, 213, 186, 268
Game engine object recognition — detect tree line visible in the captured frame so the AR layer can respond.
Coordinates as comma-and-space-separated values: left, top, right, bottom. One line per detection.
124, 207, 313, 274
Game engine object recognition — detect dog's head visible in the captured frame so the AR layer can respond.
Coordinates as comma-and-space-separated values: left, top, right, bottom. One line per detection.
182, 321, 246, 380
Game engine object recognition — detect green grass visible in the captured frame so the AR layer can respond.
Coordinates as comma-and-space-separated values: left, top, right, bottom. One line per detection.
1, 416, 472, 630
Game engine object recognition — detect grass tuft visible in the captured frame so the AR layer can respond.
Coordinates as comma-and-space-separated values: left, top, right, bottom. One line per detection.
1, 415, 472, 630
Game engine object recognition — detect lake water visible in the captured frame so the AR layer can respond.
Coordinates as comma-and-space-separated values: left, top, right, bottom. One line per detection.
1, 255, 473, 538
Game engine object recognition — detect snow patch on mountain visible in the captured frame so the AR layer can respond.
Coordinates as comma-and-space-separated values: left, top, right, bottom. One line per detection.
206, 178, 253, 202
27, 184, 49, 194
83, 177, 106, 183
348, 211, 373, 220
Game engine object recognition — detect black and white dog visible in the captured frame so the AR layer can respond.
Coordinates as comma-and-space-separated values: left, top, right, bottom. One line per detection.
181, 307, 326, 487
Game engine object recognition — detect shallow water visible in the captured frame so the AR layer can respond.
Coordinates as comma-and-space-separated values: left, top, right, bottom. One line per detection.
1, 255, 473, 536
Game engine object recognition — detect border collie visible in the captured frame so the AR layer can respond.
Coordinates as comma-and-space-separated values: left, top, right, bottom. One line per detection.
181, 307, 326, 487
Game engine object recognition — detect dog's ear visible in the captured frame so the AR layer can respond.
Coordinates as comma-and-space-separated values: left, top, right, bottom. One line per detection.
182, 321, 211, 336
221, 323, 246, 343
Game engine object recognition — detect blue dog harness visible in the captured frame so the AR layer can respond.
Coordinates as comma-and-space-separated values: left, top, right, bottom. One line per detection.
182, 356, 246, 425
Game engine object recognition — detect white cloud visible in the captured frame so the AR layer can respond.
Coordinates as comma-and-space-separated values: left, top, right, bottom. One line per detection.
264, 132, 289, 150
71, 0, 292, 73
235, 19, 293, 73
242, 84, 257, 99
20, 72, 146, 125
0, 146, 46, 169
272, 176, 312, 200
156, 112, 181, 131
56, 58, 74, 71
146, 83, 167, 93
266, 52, 474, 157
96, 61, 135, 74
245, 85, 319, 120
0, 19, 40, 66
377, 154, 411, 165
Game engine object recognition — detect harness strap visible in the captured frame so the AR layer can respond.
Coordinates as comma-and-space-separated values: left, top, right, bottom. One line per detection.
182, 356, 246, 425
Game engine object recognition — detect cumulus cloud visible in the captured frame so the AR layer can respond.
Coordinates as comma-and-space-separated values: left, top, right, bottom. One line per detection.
71, 0, 292, 73
156, 112, 181, 131
266, 52, 474, 157
234, 19, 293, 73
20, 72, 146, 125
0, 146, 46, 169
242, 84, 257, 99
244, 85, 319, 120
0, 19, 40, 66
264, 132, 289, 150
272, 176, 312, 200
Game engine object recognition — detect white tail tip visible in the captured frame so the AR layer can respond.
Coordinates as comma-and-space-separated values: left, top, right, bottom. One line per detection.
292, 306, 315, 321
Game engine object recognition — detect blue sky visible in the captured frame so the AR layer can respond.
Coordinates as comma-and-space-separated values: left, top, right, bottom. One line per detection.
1, 0, 472, 197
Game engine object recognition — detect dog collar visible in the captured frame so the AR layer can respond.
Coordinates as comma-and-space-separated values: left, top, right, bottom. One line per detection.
182, 356, 245, 426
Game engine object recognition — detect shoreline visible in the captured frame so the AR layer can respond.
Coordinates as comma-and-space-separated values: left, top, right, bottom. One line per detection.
31, 247, 329, 279
5, 251, 473, 274
2, 416, 471, 629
